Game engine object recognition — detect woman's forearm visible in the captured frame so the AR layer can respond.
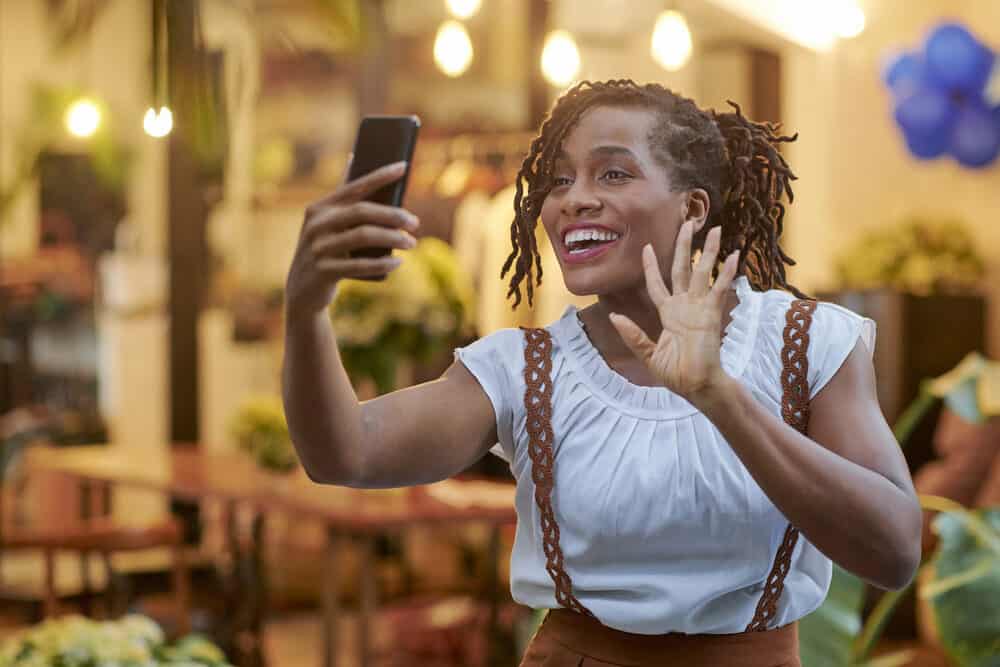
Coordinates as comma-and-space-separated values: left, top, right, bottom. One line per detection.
693, 377, 921, 590
281, 307, 364, 484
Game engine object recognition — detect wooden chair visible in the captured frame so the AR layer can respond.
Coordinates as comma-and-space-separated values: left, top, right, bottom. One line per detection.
0, 408, 190, 633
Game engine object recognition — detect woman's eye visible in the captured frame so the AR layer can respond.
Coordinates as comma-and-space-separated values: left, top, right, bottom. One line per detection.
602, 169, 630, 181
552, 176, 573, 187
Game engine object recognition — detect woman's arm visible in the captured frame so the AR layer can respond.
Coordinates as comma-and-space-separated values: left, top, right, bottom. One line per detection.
283, 309, 499, 487
607, 223, 921, 590
692, 340, 922, 591
282, 161, 498, 488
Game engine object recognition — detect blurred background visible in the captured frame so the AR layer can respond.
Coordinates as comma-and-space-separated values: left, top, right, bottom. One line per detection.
0, 1, 999, 666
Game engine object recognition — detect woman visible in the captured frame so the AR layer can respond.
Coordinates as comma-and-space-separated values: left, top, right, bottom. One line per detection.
282, 80, 922, 666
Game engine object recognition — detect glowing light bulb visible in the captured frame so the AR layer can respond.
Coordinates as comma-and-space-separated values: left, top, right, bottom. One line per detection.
651, 10, 693, 72
143, 106, 173, 138
434, 20, 474, 77
541, 30, 580, 88
833, 2, 865, 39
65, 98, 101, 138
445, 0, 481, 20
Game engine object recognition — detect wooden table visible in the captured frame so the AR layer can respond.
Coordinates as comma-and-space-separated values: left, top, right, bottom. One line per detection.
27, 445, 518, 667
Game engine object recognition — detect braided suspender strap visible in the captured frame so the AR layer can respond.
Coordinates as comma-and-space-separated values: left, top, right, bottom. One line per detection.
745, 298, 817, 632
520, 297, 817, 628
520, 326, 595, 618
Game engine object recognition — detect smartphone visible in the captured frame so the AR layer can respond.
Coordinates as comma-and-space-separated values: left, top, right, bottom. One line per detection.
345, 115, 421, 280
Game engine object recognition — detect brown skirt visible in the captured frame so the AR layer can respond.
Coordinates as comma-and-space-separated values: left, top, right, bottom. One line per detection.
519, 609, 802, 667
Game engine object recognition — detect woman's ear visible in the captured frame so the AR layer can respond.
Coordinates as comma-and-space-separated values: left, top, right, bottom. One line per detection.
686, 189, 711, 234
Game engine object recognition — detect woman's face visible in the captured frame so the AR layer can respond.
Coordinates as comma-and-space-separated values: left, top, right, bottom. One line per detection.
540, 105, 705, 297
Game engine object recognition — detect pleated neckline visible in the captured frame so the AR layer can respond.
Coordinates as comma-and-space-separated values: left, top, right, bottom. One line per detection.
549, 276, 761, 419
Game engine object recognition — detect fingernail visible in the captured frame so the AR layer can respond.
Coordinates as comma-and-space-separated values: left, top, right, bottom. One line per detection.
392, 161, 408, 170
406, 215, 420, 230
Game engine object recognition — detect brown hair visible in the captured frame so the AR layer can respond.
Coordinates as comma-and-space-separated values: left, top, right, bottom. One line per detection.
501, 79, 808, 309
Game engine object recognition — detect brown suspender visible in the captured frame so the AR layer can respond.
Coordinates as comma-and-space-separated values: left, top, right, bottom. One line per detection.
519, 298, 818, 631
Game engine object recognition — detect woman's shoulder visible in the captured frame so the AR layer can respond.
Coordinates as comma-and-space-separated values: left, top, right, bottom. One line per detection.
750, 285, 877, 399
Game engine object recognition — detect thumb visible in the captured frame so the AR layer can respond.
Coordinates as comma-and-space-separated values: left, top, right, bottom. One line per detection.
608, 313, 656, 364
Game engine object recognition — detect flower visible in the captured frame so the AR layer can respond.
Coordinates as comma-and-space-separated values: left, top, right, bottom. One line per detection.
0, 615, 231, 667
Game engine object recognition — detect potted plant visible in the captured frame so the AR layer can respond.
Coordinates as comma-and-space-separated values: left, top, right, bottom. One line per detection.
820, 216, 988, 492
229, 394, 297, 474
329, 236, 476, 397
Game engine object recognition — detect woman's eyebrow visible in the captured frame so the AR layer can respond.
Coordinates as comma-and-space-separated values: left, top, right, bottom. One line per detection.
555, 145, 639, 163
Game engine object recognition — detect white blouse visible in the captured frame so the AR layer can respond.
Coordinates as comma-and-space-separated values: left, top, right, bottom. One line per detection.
453, 276, 877, 635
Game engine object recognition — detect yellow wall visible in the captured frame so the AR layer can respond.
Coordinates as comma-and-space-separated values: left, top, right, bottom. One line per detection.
782, 0, 1000, 355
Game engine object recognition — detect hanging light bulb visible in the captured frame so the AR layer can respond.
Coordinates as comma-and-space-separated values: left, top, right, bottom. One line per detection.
65, 98, 101, 138
832, 1, 865, 39
434, 20, 474, 77
651, 10, 693, 72
541, 30, 581, 88
445, 0, 481, 20
143, 106, 173, 138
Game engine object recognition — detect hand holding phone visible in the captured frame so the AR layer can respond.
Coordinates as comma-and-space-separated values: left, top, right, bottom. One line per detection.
285, 117, 422, 317
345, 116, 421, 274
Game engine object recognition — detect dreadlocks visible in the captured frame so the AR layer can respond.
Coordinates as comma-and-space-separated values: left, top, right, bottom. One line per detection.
501, 78, 808, 309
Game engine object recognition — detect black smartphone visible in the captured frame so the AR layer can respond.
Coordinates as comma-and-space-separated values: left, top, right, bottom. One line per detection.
346, 115, 421, 280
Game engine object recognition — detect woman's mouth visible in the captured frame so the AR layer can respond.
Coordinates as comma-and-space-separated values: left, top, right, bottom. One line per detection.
560, 230, 623, 264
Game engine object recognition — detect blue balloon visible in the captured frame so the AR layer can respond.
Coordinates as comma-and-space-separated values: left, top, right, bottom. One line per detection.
882, 51, 929, 98
894, 86, 959, 138
902, 124, 950, 159
948, 102, 1000, 167
924, 22, 994, 94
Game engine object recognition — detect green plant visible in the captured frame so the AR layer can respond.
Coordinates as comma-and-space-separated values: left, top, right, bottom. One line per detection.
834, 216, 985, 295
329, 237, 476, 395
799, 354, 1000, 666
0, 613, 232, 666
229, 395, 297, 473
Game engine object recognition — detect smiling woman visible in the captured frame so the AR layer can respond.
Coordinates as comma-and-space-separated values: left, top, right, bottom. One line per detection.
283, 78, 921, 667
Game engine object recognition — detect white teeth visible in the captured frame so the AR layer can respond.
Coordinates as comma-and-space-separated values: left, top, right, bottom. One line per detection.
564, 228, 621, 245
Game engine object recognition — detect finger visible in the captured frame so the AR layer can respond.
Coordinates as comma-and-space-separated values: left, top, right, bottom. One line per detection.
313, 161, 407, 207
305, 201, 419, 244
710, 250, 740, 303
608, 312, 657, 365
311, 225, 417, 259
670, 220, 693, 294
316, 254, 403, 278
642, 244, 671, 306
691, 226, 721, 296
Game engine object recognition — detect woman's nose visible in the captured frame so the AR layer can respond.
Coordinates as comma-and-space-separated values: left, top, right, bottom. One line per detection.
560, 182, 601, 217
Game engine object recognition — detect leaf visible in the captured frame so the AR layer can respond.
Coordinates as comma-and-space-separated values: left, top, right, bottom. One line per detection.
925, 508, 1000, 666
943, 378, 985, 425
892, 385, 938, 448
853, 580, 914, 661
979, 364, 1000, 417
927, 352, 986, 399
799, 564, 866, 667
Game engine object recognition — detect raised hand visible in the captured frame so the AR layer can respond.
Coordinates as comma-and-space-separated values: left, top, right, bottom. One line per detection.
607, 222, 739, 401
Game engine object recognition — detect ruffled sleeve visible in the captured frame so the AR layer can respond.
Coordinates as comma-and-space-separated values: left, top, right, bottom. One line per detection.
453, 328, 523, 463
806, 302, 877, 399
